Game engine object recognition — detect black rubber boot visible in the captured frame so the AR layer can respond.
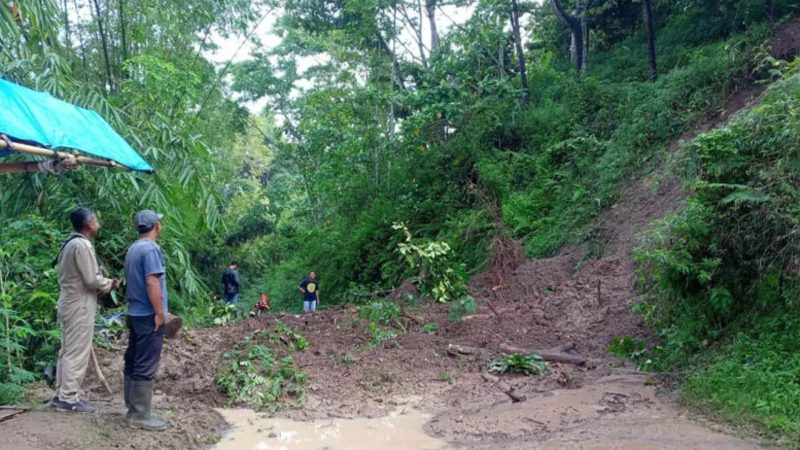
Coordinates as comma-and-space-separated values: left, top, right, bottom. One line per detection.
127, 379, 167, 431
124, 375, 132, 417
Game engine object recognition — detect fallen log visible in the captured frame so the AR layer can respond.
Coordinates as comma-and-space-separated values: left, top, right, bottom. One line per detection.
499, 342, 585, 366
461, 313, 494, 321
402, 312, 423, 324
485, 300, 502, 318
446, 344, 481, 356
462, 307, 516, 322
553, 342, 576, 352
481, 373, 526, 402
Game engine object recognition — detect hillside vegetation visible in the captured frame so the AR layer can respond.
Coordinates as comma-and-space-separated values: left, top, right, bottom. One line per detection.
638, 65, 800, 442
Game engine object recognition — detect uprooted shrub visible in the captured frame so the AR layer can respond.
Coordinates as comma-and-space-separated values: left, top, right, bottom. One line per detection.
213, 323, 309, 409
392, 222, 468, 302
358, 300, 404, 348
487, 353, 549, 376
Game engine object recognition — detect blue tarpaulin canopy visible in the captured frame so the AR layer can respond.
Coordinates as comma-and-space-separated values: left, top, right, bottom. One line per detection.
0, 78, 154, 173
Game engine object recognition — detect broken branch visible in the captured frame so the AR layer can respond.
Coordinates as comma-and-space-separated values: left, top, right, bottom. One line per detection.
481, 372, 526, 402
499, 342, 585, 366
446, 344, 481, 356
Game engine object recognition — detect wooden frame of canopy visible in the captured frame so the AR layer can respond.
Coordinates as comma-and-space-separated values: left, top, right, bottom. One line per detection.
0, 138, 128, 170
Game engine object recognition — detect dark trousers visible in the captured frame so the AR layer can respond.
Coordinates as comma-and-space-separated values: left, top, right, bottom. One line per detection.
124, 315, 164, 381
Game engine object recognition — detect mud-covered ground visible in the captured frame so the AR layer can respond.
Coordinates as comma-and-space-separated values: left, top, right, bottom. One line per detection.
0, 34, 786, 449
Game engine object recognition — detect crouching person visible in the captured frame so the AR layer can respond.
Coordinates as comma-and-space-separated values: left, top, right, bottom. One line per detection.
123, 210, 168, 431
251, 293, 270, 318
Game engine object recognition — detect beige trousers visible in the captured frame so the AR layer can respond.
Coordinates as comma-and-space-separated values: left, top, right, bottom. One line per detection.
54, 295, 96, 404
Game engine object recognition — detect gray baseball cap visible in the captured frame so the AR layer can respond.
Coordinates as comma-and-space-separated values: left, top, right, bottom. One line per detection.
135, 209, 163, 232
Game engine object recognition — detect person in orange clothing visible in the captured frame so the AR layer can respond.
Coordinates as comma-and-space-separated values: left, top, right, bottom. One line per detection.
251, 293, 270, 318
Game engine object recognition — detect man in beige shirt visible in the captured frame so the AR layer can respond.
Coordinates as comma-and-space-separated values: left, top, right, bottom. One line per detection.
51, 207, 118, 413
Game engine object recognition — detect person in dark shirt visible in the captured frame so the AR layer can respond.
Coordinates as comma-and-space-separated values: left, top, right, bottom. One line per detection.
298, 271, 320, 313
221, 261, 241, 305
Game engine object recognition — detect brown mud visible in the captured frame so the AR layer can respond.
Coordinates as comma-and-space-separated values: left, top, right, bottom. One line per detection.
771, 17, 800, 62
0, 28, 788, 450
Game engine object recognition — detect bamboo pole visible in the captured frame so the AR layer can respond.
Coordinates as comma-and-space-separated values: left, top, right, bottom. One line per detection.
0, 139, 128, 170
90, 346, 113, 395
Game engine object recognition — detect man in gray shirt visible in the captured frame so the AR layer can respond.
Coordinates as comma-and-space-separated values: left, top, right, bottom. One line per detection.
123, 210, 168, 431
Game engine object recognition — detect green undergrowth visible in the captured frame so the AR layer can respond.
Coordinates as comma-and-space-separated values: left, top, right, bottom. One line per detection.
0, 218, 64, 404
214, 322, 309, 410
607, 336, 652, 371
635, 67, 800, 443
358, 300, 404, 348
356, 294, 479, 348
487, 353, 549, 376
447, 295, 478, 324
681, 310, 800, 444
0, 382, 25, 405
420, 322, 439, 334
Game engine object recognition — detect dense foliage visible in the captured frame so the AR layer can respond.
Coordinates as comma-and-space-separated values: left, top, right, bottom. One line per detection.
0, 0, 266, 401
228, 0, 786, 311
636, 67, 800, 441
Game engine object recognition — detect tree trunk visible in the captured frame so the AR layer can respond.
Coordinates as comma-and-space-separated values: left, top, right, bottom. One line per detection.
643, 0, 657, 81
581, 11, 588, 71
425, 0, 440, 51
70, 0, 87, 70
551, 0, 584, 72
377, 34, 404, 90
91, 0, 114, 92
412, 1, 427, 68
118, 0, 128, 63
62, 0, 72, 49
510, 0, 530, 107
498, 41, 505, 75
765, 0, 775, 23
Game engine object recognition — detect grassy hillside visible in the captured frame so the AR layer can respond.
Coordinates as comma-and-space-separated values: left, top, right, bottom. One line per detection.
636, 64, 800, 444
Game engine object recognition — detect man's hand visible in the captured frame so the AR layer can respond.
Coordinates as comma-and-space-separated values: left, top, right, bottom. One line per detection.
39, 157, 81, 174
110, 278, 120, 289
59, 156, 80, 169
146, 274, 164, 331
154, 312, 165, 332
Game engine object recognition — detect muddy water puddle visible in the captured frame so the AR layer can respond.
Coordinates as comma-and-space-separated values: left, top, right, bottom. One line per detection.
215, 408, 447, 450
